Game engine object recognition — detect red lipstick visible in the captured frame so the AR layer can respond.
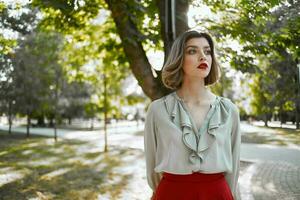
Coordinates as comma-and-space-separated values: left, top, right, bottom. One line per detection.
197, 63, 208, 69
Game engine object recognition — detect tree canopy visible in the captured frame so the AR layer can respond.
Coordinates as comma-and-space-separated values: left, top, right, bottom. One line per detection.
0, 0, 299, 128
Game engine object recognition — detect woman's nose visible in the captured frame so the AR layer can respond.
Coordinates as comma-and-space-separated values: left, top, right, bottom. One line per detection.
198, 55, 206, 61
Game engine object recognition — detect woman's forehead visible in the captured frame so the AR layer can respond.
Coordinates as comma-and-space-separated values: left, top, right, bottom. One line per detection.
185, 37, 210, 48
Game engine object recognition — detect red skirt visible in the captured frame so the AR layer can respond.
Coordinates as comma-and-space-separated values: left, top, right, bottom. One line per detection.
153, 172, 234, 200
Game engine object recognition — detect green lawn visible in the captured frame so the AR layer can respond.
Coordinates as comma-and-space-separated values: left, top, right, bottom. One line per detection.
0, 131, 137, 200
242, 125, 300, 146
1, 123, 299, 199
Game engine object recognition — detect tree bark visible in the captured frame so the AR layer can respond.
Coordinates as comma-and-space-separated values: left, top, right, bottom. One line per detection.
296, 85, 300, 130
264, 114, 268, 127
49, 118, 54, 127
175, 1, 189, 36
156, 0, 189, 58
104, 74, 108, 152
26, 113, 31, 138
37, 115, 45, 127
90, 117, 94, 131
53, 73, 59, 142
8, 115, 12, 134
54, 117, 57, 141
105, 0, 189, 100
8, 100, 12, 134
295, 59, 300, 129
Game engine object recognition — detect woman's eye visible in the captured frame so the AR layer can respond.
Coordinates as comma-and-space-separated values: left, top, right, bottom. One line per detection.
204, 50, 211, 55
187, 49, 197, 54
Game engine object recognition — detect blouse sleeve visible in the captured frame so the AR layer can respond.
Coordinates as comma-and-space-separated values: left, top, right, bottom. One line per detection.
225, 104, 241, 199
144, 103, 162, 192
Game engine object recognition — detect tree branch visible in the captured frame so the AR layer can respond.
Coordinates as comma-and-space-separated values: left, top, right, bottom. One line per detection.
105, 0, 169, 100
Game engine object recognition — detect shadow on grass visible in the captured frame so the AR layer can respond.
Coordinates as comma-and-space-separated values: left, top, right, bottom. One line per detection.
242, 125, 300, 146
0, 132, 134, 200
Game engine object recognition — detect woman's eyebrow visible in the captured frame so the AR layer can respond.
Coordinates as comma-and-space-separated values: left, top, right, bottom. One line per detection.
186, 45, 211, 49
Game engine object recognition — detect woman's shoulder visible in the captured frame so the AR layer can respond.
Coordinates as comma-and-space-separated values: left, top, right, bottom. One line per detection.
147, 93, 172, 113
218, 96, 240, 116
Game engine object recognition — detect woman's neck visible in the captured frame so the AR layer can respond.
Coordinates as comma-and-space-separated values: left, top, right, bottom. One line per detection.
176, 78, 212, 104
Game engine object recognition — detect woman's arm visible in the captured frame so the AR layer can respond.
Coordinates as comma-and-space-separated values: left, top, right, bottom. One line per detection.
225, 104, 241, 199
144, 103, 162, 195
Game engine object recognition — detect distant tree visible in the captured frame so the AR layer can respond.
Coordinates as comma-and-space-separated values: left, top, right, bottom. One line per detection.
11, 30, 63, 137
31, 0, 190, 100
0, 55, 15, 134
197, 0, 300, 128
84, 102, 99, 130
0, 2, 38, 133
59, 81, 91, 125
249, 60, 276, 127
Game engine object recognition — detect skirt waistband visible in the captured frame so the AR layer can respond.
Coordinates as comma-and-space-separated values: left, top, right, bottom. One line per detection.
162, 172, 225, 182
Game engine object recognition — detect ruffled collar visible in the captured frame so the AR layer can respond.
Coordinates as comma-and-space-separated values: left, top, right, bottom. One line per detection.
163, 91, 230, 165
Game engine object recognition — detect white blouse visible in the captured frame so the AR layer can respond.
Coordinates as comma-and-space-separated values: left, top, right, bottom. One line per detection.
144, 91, 241, 199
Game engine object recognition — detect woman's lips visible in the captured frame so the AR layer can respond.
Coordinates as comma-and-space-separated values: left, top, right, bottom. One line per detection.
197, 63, 208, 69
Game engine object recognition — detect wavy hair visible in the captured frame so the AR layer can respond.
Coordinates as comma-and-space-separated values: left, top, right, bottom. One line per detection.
161, 30, 220, 90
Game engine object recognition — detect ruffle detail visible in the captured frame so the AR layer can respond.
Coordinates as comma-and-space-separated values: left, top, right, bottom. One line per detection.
163, 92, 230, 165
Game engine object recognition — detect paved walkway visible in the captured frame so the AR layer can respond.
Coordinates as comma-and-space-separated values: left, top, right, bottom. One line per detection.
1, 123, 300, 200
239, 144, 300, 200
238, 121, 300, 200
241, 143, 300, 166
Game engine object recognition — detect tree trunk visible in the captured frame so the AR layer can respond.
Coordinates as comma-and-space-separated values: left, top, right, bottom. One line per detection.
296, 102, 300, 129
104, 74, 108, 152
264, 114, 268, 127
296, 90, 300, 129
90, 117, 94, 131
8, 116, 12, 134
27, 114, 31, 138
105, 0, 189, 100
68, 117, 72, 125
54, 118, 57, 141
53, 75, 59, 142
156, 0, 189, 57
8, 100, 12, 134
37, 115, 45, 127
295, 59, 300, 129
49, 118, 54, 127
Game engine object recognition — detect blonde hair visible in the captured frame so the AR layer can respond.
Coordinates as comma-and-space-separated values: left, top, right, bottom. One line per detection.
162, 30, 220, 90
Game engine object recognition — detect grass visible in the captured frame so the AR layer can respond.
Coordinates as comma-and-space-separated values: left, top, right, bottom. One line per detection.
241, 125, 300, 146
0, 131, 140, 200
137, 123, 300, 146
138, 122, 300, 146
1, 122, 298, 199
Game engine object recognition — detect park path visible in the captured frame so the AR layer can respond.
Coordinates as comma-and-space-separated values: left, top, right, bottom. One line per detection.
1, 122, 300, 200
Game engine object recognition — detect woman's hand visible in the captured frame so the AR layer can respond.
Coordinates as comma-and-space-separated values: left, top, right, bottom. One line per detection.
150, 192, 156, 200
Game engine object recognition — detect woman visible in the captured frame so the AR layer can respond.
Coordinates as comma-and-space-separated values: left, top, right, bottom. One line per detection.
144, 30, 241, 200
